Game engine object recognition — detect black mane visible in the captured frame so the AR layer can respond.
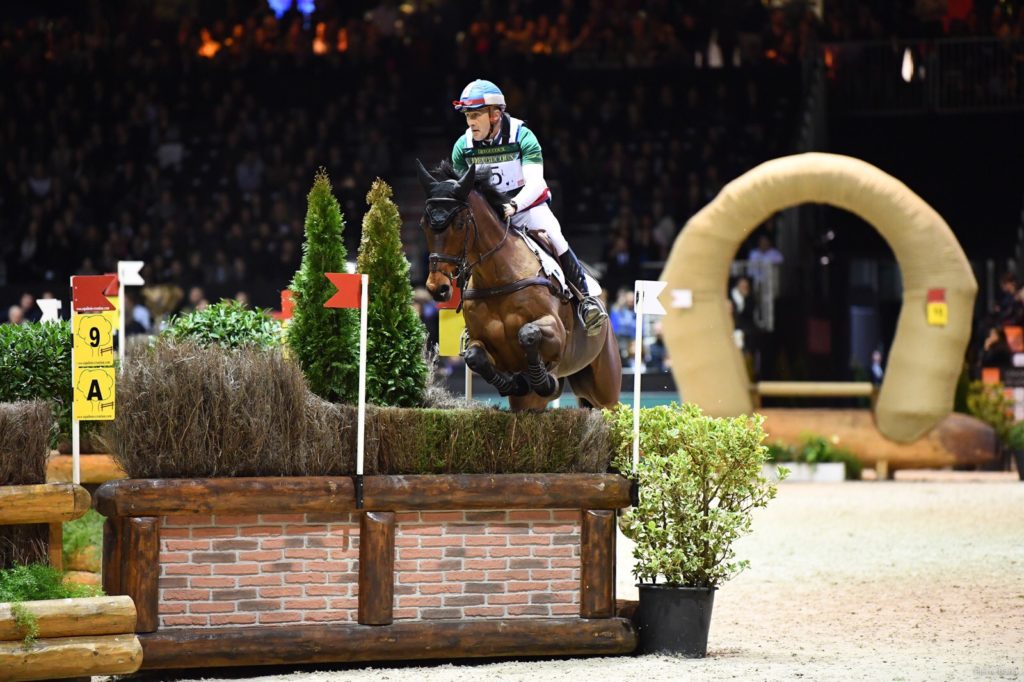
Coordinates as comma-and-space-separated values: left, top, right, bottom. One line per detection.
432, 159, 510, 218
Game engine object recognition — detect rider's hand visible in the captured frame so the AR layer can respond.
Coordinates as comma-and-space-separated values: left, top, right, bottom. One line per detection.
502, 202, 516, 219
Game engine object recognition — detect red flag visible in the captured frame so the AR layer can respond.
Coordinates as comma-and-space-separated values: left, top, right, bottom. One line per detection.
435, 285, 462, 310
324, 273, 362, 309
272, 289, 296, 320
72, 275, 117, 312
103, 274, 120, 297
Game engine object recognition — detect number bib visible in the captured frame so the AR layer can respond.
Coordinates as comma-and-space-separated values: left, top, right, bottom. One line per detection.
464, 143, 525, 194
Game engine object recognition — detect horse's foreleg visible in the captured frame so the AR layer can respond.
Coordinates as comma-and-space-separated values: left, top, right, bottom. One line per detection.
517, 322, 559, 397
465, 341, 529, 397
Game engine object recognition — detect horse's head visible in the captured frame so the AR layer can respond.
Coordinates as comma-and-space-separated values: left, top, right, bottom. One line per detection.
417, 159, 476, 303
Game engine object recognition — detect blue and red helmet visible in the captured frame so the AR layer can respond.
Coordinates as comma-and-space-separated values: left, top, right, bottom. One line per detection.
452, 79, 506, 112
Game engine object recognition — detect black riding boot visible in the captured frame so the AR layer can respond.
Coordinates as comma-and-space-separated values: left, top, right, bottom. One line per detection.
558, 248, 608, 336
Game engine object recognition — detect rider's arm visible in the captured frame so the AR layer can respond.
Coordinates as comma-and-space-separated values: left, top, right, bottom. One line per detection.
514, 163, 548, 211
513, 127, 547, 210
452, 137, 468, 173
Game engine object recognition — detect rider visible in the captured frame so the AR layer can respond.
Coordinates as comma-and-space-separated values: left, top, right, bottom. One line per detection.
451, 79, 608, 336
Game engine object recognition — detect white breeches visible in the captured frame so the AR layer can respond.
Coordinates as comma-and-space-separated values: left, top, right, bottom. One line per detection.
510, 202, 569, 256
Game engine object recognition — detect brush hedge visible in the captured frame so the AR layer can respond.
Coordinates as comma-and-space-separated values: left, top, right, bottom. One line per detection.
113, 341, 611, 478
0, 401, 53, 569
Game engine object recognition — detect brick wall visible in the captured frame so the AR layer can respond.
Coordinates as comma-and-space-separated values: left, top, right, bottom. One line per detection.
158, 510, 581, 628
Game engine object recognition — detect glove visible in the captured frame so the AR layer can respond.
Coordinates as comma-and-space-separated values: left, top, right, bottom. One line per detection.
502, 201, 517, 219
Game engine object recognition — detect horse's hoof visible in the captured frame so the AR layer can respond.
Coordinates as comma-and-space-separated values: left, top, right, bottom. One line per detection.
464, 345, 486, 372
518, 323, 542, 348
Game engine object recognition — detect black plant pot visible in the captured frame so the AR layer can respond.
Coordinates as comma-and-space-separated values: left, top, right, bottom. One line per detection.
1014, 448, 1024, 481
635, 584, 716, 657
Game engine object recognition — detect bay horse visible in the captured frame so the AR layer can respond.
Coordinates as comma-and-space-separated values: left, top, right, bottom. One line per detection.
417, 159, 621, 410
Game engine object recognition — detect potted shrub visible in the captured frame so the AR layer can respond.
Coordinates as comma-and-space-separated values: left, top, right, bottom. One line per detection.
1004, 421, 1024, 481
763, 435, 862, 482
606, 403, 781, 656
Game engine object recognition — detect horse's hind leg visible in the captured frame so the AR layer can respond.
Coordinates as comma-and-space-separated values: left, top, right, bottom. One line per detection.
518, 321, 559, 397
568, 323, 622, 408
465, 341, 528, 397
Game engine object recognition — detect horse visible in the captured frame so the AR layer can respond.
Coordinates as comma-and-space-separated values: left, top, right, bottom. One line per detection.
416, 159, 622, 410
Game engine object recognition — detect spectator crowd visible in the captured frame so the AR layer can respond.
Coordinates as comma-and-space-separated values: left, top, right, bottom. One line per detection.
4, 0, 1011, 373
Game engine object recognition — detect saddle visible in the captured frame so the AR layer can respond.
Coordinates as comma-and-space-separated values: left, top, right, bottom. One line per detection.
520, 228, 602, 300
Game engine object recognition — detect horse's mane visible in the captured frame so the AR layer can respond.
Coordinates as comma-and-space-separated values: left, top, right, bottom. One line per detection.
432, 159, 510, 219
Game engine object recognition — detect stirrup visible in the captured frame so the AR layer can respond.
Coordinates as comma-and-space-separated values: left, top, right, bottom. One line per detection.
579, 297, 608, 336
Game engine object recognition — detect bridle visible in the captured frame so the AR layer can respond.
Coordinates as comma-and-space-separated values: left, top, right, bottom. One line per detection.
426, 197, 512, 293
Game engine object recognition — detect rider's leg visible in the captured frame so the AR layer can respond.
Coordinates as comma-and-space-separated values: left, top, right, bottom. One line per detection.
514, 204, 608, 336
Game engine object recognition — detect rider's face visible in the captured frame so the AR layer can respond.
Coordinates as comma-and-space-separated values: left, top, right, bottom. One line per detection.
465, 107, 499, 142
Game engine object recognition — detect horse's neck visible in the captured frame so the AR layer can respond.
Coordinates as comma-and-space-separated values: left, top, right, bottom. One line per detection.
468, 196, 536, 288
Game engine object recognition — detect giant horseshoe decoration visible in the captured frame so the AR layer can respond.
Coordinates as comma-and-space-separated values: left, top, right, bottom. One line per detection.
657, 153, 977, 443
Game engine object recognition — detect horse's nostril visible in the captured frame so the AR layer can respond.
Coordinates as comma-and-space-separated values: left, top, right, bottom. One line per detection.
437, 284, 451, 300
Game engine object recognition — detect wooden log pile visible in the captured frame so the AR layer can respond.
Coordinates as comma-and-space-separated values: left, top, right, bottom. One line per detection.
0, 596, 142, 681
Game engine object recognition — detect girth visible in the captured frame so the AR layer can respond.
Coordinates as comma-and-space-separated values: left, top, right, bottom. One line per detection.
464, 276, 568, 302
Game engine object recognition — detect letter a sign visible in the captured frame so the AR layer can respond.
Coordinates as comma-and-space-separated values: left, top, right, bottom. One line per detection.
73, 367, 116, 421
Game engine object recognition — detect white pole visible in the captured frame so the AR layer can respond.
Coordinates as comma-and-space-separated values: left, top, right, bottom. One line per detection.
465, 362, 473, 401
356, 273, 368, 477
118, 276, 126, 373
632, 289, 644, 475
70, 276, 80, 485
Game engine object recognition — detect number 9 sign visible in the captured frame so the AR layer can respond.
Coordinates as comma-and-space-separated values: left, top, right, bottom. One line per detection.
73, 314, 115, 367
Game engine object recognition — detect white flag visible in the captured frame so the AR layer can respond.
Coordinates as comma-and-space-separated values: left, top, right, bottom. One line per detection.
634, 280, 667, 316
37, 299, 62, 323
118, 261, 145, 286
670, 289, 693, 309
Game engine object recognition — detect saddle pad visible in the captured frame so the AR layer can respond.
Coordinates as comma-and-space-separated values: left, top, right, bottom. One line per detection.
521, 231, 602, 298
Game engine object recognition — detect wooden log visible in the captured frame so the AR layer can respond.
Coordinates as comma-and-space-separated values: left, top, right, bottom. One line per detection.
102, 517, 124, 596
0, 633, 142, 681
580, 509, 615, 618
47, 454, 126, 484
757, 381, 875, 398
47, 523, 62, 571
138, 618, 636, 670
0, 596, 137, 641
760, 409, 998, 470
121, 517, 159, 633
95, 474, 633, 517
0, 485, 90, 525
358, 511, 395, 625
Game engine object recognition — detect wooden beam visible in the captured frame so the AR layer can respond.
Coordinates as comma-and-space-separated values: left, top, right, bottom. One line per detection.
0, 633, 142, 682
358, 511, 395, 625
102, 517, 125, 596
47, 454, 126, 484
138, 618, 636, 670
47, 523, 62, 571
757, 381, 875, 398
121, 517, 159, 633
0, 596, 136, 641
96, 474, 633, 518
579, 509, 615, 618
0, 484, 90, 525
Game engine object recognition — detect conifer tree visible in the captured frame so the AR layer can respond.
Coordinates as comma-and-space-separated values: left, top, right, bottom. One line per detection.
355, 179, 428, 407
286, 169, 358, 403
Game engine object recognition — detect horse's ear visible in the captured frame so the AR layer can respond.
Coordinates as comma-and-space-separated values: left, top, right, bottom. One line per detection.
415, 159, 437, 193
456, 164, 475, 200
